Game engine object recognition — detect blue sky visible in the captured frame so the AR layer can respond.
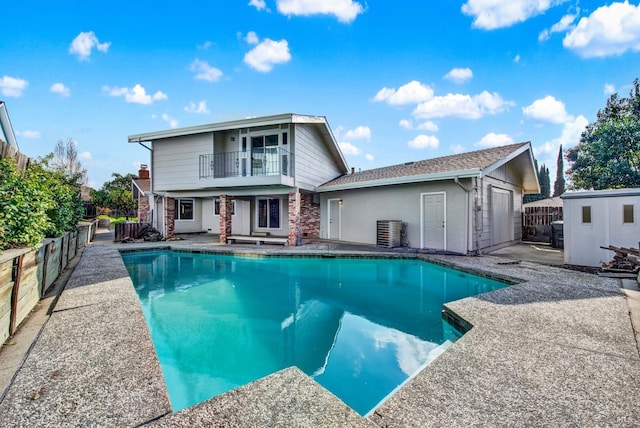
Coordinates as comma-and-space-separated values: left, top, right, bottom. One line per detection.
1, 0, 638, 189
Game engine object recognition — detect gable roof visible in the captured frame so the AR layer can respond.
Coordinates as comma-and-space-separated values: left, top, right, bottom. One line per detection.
318, 142, 539, 193
523, 196, 563, 208
132, 178, 151, 194
128, 113, 349, 174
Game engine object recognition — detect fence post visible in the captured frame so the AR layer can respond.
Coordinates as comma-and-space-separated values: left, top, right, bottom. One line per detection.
9, 254, 24, 336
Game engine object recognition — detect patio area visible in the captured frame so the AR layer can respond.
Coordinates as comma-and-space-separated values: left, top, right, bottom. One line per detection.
0, 228, 638, 427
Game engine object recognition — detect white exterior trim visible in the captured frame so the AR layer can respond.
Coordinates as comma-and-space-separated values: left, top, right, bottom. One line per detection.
318, 169, 481, 192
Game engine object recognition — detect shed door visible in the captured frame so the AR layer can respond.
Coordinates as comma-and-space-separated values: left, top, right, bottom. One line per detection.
491, 188, 513, 245
421, 193, 446, 250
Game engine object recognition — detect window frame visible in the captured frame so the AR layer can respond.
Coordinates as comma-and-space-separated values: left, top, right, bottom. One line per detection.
174, 198, 195, 221
256, 197, 282, 230
214, 198, 236, 216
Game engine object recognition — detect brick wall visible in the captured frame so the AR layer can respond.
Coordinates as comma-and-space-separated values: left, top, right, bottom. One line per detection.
288, 192, 301, 246
300, 193, 320, 238
164, 197, 175, 238
138, 194, 150, 223
219, 194, 233, 243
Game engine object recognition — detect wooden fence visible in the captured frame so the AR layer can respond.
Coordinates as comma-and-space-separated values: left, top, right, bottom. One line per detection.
114, 222, 148, 241
0, 139, 30, 170
522, 206, 563, 242
0, 220, 98, 343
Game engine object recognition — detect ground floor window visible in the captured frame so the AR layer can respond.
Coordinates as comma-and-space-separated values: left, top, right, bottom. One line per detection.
175, 198, 194, 220
257, 198, 280, 229
214, 198, 236, 216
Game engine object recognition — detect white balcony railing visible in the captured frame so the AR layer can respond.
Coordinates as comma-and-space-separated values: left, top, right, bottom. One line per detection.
199, 147, 294, 179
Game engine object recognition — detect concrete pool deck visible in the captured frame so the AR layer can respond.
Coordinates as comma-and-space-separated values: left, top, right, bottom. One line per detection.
1, 229, 639, 426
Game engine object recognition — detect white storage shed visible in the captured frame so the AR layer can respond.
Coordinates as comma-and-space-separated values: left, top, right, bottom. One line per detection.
562, 188, 640, 267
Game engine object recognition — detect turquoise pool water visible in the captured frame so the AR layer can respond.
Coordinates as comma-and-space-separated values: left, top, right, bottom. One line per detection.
122, 250, 507, 415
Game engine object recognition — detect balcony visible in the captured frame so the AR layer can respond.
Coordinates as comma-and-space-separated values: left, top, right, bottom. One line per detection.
199, 148, 295, 186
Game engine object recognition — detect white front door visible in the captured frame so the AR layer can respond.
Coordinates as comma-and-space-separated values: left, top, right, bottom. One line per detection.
328, 199, 341, 240
421, 192, 446, 250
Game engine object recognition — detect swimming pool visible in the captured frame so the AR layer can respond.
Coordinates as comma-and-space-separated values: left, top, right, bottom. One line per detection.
122, 250, 508, 416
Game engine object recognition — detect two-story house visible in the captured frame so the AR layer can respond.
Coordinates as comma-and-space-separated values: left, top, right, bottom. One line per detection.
129, 113, 539, 252
128, 113, 348, 246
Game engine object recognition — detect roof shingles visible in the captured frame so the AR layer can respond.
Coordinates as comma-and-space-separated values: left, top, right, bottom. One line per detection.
320, 142, 529, 188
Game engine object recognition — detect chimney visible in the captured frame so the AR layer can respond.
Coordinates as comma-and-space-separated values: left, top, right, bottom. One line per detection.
351, 167, 355, 175
138, 164, 150, 179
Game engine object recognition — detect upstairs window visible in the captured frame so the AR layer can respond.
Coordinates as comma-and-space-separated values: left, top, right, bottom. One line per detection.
175, 199, 194, 220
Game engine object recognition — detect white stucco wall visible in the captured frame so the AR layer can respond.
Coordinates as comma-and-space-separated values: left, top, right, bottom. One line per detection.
319, 181, 471, 254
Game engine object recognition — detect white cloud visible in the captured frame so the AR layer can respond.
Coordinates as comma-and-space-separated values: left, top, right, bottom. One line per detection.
399, 119, 439, 132
79, 151, 92, 160
372, 81, 434, 106
198, 41, 213, 50
161, 113, 179, 129
476, 132, 515, 147
338, 141, 362, 155
365, 153, 374, 161
343, 125, 371, 140
277, 0, 364, 23
539, 12, 578, 41
604, 83, 616, 95
0, 75, 28, 97
104, 84, 168, 105
514, 54, 521, 63
451, 144, 465, 154
16, 130, 41, 139
184, 100, 210, 114
564, 2, 640, 58
399, 119, 412, 130
245, 31, 260, 45
413, 91, 513, 119
534, 114, 589, 177
462, 0, 566, 30
249, 0, 267, 10
416, 121, 439, 131
189, 59, 223, 82
444, 67, 473, 84
69, 31, 110, 61
244, 37, 291, 72
50, 82, 70, 97
522, 95, 571, 124
408, 134, 439, 149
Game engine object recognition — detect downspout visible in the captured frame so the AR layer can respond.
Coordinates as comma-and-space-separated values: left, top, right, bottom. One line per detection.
454, 177, 472, 254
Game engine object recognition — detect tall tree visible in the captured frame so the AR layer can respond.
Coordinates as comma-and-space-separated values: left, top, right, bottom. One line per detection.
539, 164, 551, 199
91, 172, 138, 215
553, 145, 566, 197
52, 138, 88, 187
567, 78, 640, 190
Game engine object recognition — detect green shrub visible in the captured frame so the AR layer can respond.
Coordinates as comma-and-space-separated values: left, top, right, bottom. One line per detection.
0, 158, 53, 249
0, 156, 86, 250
